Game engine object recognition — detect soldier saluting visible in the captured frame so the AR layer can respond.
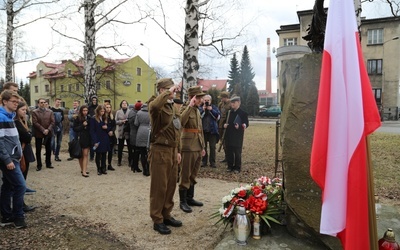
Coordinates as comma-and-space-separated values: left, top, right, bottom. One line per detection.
148, 78, 182, 235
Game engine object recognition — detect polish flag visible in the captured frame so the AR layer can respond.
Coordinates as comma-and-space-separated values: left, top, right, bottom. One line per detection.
310, 0, 381, 249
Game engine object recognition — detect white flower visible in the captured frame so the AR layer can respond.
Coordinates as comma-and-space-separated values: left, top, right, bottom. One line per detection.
222, 195, 233, 203
219, 207, 225, 215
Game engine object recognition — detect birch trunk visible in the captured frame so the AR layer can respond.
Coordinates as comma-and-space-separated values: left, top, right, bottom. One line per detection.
183, 0, 200, 99
5, 0, 15, 82
83, 0, 98, 104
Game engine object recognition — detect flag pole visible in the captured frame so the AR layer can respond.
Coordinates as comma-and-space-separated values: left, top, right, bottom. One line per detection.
366, 136, 379, 250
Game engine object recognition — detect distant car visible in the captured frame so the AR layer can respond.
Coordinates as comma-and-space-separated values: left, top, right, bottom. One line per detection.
259, 106, 281, 117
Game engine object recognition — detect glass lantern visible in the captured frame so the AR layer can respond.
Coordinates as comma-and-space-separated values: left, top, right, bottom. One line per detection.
233, 205, 251, 245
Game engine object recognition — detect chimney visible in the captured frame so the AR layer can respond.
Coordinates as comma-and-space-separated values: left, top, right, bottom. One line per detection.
266, 38, 272, 94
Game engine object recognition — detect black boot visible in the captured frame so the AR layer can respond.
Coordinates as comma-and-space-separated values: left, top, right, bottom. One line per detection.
143, 165, 150, 176
102, 166, 107, 174
134, 167, 142, 173
179, 189, 192, 213
97, 166, 102, 175
187, 185, 203, 206
107, 165, 115, 171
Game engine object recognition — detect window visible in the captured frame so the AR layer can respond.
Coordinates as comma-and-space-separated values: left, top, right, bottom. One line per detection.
284, 38, 297, 46
45, 85, 49, 92
60, 85, 64, 92
61, 101, 66, 108
367, 59, 383, 74
67, 69, 72, 77
105, 80, 111, 89
39, 69, 43, 77
96, 81, 101, 90
136, 83, 142, 92
76, 83, 80, 91
68, 84, 72, 92
372, 88, 382, 105
96, 66, 101, 73
136, 67, 142, 76
35, 86, 39, 93
367, 29, 383, 44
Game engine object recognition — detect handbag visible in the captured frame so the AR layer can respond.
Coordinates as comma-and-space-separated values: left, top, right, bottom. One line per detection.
68, 138, 82, 159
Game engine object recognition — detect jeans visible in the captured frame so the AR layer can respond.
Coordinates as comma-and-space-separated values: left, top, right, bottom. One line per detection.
0, 161, 26, 219
69, 127, 76, 142
51, 130, 63, 157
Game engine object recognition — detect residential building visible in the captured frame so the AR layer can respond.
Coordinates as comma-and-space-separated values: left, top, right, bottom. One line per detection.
276, 9, 400, 119
28, 54, 156, 108
197, 78, 227, 92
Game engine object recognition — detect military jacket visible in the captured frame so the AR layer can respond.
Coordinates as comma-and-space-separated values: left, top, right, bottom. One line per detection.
180, 104, 205, 152
218, 100, 231, 128
149, 91, 181, 151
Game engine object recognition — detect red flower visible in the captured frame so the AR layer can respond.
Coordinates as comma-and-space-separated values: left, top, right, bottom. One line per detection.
237, 190, 247, 198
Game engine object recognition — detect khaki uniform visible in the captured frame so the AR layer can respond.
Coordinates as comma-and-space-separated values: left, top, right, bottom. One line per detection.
179, 104, 205, 189
149, 91, 181, 224
218, 100, 231, 156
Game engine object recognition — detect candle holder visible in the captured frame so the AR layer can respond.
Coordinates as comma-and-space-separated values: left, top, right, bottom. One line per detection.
233, 206, 251, 245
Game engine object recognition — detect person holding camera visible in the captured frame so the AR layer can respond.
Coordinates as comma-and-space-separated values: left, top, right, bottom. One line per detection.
199, 95, 220, 168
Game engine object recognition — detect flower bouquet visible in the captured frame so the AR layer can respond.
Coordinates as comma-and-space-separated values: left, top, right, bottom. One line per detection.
211, 176, 284, 229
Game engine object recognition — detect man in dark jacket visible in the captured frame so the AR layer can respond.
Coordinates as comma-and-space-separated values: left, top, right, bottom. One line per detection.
223, 95, 249, 173
199, 94, 220, 168
32, 98, 55, 171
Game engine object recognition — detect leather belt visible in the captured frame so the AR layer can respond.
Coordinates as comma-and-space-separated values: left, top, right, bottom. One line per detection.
183, 128, 202, 133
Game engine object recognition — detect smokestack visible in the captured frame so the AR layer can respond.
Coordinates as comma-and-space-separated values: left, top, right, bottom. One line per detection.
266, 38, 272, 94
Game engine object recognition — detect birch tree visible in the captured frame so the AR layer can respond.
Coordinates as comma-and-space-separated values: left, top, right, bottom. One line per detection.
1, 0, 62, 82
52, 0, 147, 103
147, 0, 251, 99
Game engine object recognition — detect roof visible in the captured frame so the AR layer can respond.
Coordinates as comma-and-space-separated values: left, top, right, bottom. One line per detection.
197, 79, 227, 91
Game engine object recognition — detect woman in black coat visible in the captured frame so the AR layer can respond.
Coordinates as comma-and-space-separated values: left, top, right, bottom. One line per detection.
14, 100, 36, 212
90, 105, 111, 175
105, 103, 116, 171
73, 105, 91, 177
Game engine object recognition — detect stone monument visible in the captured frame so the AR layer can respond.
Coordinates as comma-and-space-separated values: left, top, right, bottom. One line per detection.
279, 53, 342, 249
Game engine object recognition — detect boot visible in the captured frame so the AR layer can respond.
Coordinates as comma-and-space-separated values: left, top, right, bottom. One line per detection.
187, 185, 203, 206
142, 166, 149, 176
97, 166, 102, 175
179, 189, 192, 213
102, 166, 107, 175
133, 166, 142, 173
107, 164, 115, 171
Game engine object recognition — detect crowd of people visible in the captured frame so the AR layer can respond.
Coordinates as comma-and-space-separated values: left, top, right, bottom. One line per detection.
0, 79, 249, 234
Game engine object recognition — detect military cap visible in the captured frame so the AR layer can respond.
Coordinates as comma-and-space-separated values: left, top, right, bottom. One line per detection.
218, 91, 230, 98
230, 95, 241, 102
188, 86, 206, 97
156, 78, 174, 90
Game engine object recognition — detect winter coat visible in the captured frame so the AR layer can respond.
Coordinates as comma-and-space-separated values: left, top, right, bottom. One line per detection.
32, 108, 55, 138
134, 105, 150, 147
89, 117, 110, 153
225, 107, 249, 148
115, 108, 131, 139
199, 104, 220, 141
73, 116, 91, 149
128, 110, 138, 146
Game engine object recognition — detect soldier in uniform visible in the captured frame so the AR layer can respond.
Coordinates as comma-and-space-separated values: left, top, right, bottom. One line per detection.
179, 86, 206, 213
148, 78, 182, 235
217, 91, 231, 162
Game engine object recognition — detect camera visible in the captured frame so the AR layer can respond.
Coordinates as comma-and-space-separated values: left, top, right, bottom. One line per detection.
205, 101, 210, 106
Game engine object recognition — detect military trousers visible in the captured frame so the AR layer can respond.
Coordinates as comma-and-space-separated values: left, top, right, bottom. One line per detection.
149, 144, 178, 224
179, 151, 201, 190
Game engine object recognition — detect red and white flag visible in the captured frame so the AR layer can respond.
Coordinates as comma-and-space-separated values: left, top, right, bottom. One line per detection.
310, 0, 381, 249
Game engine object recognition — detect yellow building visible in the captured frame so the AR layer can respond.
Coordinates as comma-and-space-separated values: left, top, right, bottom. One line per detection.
28, 54, 156, 108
